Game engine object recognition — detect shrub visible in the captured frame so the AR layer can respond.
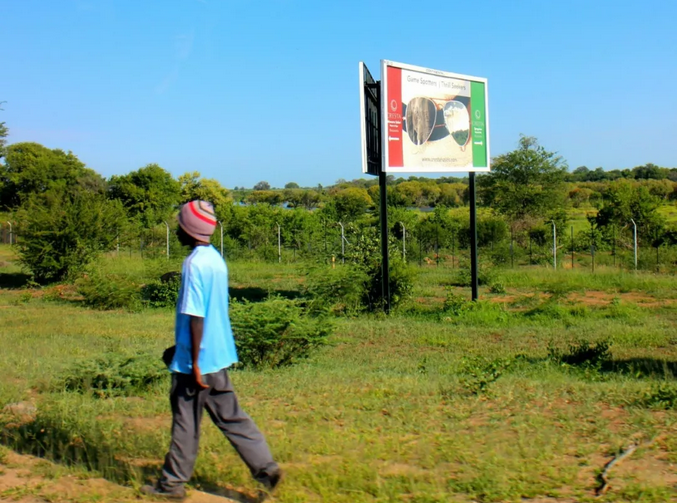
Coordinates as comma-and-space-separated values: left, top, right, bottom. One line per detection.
637, 383, 677, 409
488, 281, 506, 294
449, 266, 496, 287
303, 265, 368, 315
16, 188, 126, 283
459, 357, 514, 396
141, 272, 181, 308
444, 289, 472, 315
230, 297, 333, 369
58, 353, 167, 398
76, 269, 142, 311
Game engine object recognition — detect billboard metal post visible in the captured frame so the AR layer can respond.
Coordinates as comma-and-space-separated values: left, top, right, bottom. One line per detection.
379, 169, 390, 313
469, 173, 479, 301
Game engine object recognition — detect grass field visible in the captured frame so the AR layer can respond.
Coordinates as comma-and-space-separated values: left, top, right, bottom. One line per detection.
1, 244, 677, 502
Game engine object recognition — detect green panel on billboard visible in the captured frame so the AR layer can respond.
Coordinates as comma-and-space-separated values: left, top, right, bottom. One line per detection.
471, 81, 487, 168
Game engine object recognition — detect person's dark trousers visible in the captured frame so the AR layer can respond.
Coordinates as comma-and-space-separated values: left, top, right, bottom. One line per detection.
159, 368, 279, 493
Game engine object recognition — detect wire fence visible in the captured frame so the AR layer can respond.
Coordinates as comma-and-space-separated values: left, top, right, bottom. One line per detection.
2, 219, 675, 274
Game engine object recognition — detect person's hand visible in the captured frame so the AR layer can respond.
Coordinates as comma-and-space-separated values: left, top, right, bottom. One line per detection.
193, 364, 208, 389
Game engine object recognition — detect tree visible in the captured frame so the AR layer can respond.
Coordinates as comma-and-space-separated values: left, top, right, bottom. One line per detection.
331, 187, 373, 221
0, 101, 8, 160
253, 181, 271, 191
595, 179, 663, 240
0, 142, 105, 210
284, 182, 300, 189
478, 135, 568, 226
17, 188, 127, 283
247, 190, 282, 206
178, 171, 230, 207
108, 164, 180, 227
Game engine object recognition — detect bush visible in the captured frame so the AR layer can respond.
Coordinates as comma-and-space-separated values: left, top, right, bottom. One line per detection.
444, 289, 472, 315
488, 281, 506, 294
459, 357, 514, 396
17, 188, 126, 283
141, 272, 181, 308
303, 265, 368, 315
637, 383, 677, 409
230, 297, 333, 369
76, 269, 142, 311
58, 353, 167, 398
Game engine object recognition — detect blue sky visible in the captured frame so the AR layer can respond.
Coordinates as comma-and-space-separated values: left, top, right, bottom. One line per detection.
2, 0, 676, 188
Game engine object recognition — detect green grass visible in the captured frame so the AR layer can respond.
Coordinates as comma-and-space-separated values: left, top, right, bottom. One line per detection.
1, 245, 677, 502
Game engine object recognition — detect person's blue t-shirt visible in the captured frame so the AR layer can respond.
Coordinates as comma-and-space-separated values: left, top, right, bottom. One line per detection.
169, 245, 238, 375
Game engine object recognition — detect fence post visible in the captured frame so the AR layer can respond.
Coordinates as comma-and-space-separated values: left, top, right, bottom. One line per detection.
630, 219, 637, 270
163, 221, 170, 259
571, 226, 574, 269
510, 228, 514, 268
399, 222, 406, 263
6, 221, 13, 245
590, 221, 595, 273
551, 220, 557, 269
218, 221, 224, 257
612, 225, 616, 267
339, 222, 345, 264
277, 223, 281, 263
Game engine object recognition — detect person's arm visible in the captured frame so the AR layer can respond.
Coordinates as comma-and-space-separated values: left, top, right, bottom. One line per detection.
190, 315, 208, 389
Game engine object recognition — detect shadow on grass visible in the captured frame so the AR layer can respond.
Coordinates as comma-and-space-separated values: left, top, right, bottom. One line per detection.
0, 272, 31, 289
0, 417, 264, 503
229, 286, 301, 303
602, 358, 677, 380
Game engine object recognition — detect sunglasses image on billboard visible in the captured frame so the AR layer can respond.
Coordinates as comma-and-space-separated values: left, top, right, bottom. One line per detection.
402, 97, 471, 149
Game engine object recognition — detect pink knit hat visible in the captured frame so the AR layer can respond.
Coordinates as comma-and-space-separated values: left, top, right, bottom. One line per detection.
177, 200, 217, 242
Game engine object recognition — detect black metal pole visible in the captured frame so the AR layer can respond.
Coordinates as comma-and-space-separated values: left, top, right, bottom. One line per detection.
379, 168, 390, 313
469, 172, 479, 301
376, 81, 390, 314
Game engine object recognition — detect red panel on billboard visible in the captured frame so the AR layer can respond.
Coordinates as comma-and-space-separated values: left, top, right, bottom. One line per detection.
386, 65, 403, 168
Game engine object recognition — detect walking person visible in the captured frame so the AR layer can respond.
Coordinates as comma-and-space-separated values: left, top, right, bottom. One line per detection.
142, 200, 281, 500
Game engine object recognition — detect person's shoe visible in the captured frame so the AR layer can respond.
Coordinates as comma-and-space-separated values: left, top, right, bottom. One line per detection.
140, 484, 187, 501
260, 467, 283, 491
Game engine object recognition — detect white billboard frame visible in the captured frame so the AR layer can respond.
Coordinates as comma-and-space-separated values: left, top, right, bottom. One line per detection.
381, 59, 490, 173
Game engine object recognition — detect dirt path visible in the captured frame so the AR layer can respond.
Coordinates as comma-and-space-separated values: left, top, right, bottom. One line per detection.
0, 450, 241, 503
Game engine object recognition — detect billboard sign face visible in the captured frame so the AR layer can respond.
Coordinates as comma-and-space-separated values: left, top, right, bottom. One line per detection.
381, 60, 489, 173
359, 62, 381, 175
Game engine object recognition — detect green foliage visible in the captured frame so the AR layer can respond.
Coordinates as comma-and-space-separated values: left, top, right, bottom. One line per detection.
107, 163, 180, 227
0, 142, 105, 210
443, 289, 472, 315
478, 135, 568, 223
16, 189, 127, 283
548, 339, 612, 367
459, 357, 514, 395
58, 353, 167, 398
488, 281, 506, 294
637, 383, 677, 409
595, 179, 664, 240
141, 273, 181, 308
303, 265, 369, 315
230, 297, 333, 369
344, 224, 415, 311
76, 269, 142, 311
178, 171, 230, 208
330, 187, 373, 221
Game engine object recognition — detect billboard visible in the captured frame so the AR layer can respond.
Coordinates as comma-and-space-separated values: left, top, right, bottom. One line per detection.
381, 60, 489, 173
359, 62, 381, 175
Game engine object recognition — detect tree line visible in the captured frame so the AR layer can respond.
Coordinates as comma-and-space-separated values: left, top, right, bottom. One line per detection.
1, 108, 675, 281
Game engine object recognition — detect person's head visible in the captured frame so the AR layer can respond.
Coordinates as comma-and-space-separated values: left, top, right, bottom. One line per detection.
176, 200, 217, 249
